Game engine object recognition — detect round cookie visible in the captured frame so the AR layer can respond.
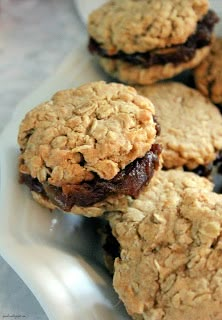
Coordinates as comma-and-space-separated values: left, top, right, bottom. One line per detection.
88, 0, 218, 84
18, 81, 161, 217
103, 169, 213, 272
136, 82, 222, 172
106, 170, 222, 320
194, 37, 222, 106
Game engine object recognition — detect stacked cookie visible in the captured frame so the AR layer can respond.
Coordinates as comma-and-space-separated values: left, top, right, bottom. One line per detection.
17, 1, 222, 320
18, 81, 162, 217
88, 0, 218, 85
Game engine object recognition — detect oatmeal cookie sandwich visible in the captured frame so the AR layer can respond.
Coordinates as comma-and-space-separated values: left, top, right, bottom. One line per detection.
137, 82, 222, 176
106, 169, 222, 320
18, 81, 161, 217
88, 0, 218, 85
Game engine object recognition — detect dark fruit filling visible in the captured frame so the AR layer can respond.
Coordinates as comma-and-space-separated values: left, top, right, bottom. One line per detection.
19, 144, 162, 211
89, 10, 219, 67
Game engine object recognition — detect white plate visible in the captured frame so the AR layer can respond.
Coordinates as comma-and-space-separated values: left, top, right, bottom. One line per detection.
0, 36, 128, 320
0, 1, 222, 320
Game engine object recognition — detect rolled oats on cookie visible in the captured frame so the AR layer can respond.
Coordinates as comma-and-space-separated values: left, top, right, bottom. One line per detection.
102, 169, 213, 273
88, 0, 219, 85
136, 82, 222, 176
106, 170, 222, 320
18, 81, 161, 217
194, 37, 222, 107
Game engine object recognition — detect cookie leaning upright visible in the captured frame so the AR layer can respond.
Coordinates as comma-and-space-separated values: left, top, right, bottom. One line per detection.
194, 37, 222, 107
88, 0, 219, 85
137, 82, 222, 175
18, 81, 161, 217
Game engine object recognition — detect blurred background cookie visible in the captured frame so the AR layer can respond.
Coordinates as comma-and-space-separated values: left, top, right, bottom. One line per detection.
106, 169, 222, 320
88, 0, 218, 85
194, 37, 222, 108
137, 82, 222, 176
18, 81, 162, 217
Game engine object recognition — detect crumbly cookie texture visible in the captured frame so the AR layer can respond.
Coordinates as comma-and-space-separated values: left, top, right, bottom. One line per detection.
194, 37, 222, 105
31, 191, 56, 211
31, 190, 133, 217
107, 170, 222, 320
136, 82, 222, 169
18, 81, 157, 186
88, 0, 209, 54
99, 46, 210, 85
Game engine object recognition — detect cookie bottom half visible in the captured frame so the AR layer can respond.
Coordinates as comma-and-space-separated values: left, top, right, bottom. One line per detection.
19, 144, 161, 216
99, 46, 210, 85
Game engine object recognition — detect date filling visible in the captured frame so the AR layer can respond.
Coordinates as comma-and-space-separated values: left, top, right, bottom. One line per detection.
19, 144, 162, 211
89, 10, 219, 67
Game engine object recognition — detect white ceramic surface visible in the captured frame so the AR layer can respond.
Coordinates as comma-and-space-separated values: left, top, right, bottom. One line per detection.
0, 43, 128, 320
1, 1, 222, 320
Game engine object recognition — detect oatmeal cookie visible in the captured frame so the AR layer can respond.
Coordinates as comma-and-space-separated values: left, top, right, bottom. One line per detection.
103, 170, 213, 271
194, 37, 222, 106
137, 82, 222, 173
107, 170, 222, 320
88, 0, 218, 84
18, 81, 161, 217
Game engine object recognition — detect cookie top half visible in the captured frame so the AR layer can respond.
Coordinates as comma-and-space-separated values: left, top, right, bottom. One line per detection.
18, 81, 157, 185
107, 170, 222, 320
137, 82, 222, 169
88, 0, 209, 54
194, 37, 222, 106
